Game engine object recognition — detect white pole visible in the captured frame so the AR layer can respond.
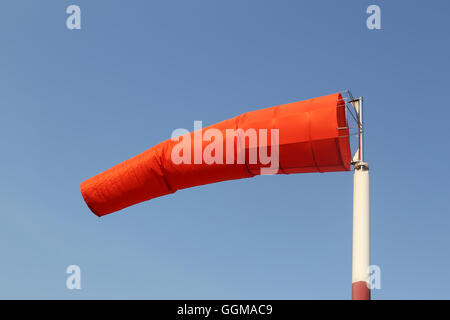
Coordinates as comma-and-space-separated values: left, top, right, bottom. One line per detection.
352, 161, 370, 299
351, 96, 370, 300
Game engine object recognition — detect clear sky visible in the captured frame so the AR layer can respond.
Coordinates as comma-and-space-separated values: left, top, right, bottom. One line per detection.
0, 0, 449, 299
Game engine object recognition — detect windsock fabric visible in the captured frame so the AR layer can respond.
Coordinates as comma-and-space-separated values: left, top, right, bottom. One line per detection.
81, 92, 351, 216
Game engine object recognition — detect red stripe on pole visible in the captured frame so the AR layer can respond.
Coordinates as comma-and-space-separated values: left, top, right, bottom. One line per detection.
352, 281, 370, 300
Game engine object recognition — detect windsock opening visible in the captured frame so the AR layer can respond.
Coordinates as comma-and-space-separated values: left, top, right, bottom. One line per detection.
81, 92, 352, 217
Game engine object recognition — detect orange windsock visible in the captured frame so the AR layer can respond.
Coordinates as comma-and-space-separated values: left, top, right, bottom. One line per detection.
81, 92, 351, 216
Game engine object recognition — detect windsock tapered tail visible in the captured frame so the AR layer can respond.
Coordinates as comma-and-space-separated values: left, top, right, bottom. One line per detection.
352, 161, 370, 300
80, 93, 352, 217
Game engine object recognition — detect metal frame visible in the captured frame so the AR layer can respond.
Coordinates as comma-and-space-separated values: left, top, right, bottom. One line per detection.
339, 90, 364, 163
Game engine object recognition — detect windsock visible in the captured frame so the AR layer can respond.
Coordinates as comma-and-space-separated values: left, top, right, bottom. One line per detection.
81, 92, 351, 216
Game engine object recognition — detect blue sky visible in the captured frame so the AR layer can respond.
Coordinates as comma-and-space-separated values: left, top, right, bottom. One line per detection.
0, 0, 449, 299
